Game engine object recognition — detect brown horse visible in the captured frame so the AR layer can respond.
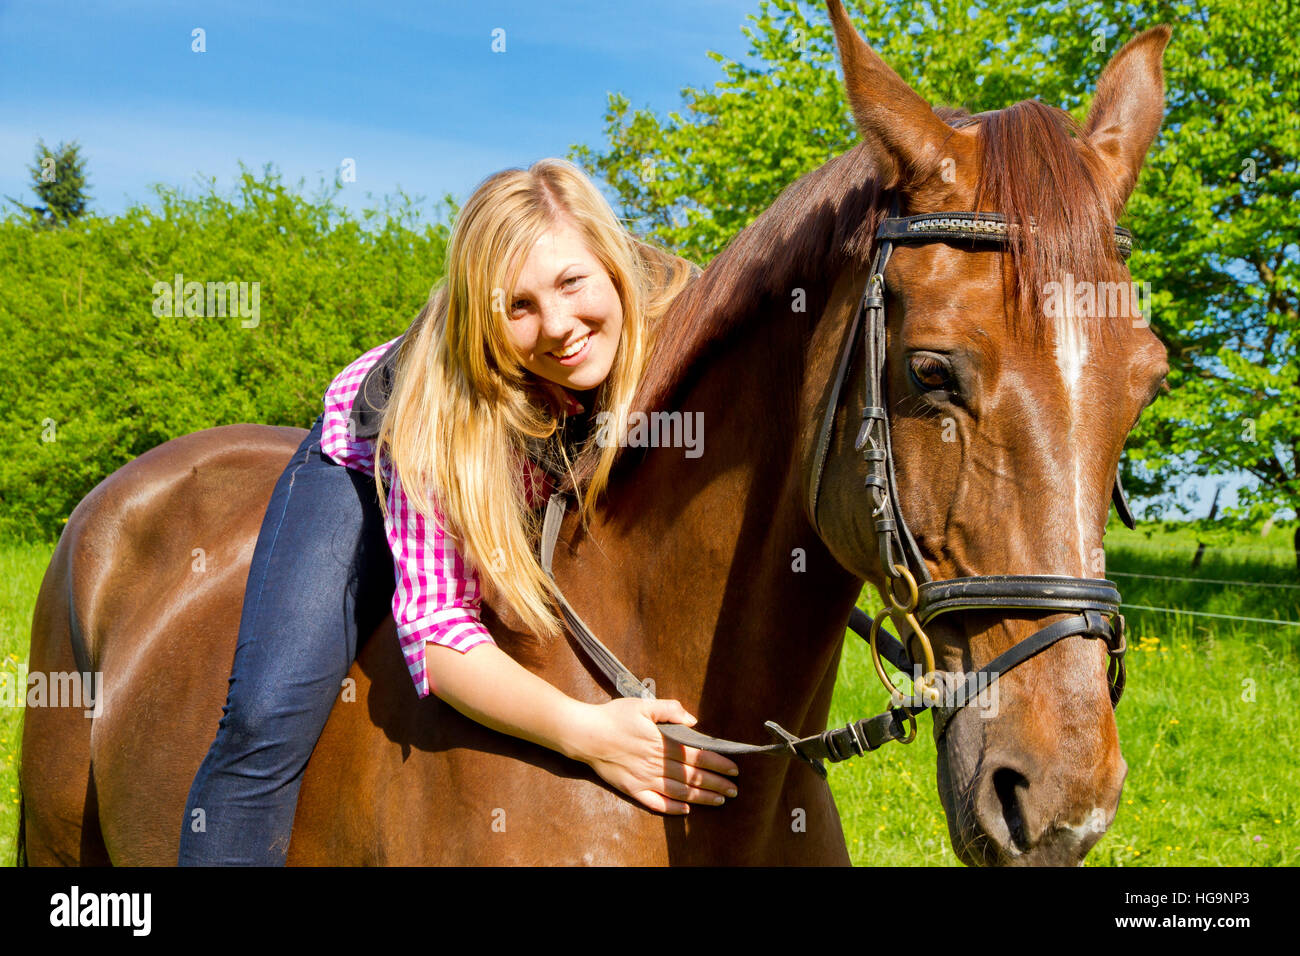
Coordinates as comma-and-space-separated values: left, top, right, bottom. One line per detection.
19, 2, 1170, 866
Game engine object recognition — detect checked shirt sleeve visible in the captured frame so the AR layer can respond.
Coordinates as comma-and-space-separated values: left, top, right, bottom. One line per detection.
379, 458, 496, 700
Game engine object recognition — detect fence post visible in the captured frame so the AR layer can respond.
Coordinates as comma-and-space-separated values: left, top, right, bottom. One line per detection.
1191, 483, 1223, 571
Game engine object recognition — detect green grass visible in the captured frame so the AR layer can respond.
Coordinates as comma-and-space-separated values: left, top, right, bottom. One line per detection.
1104, 521, 1300, 627
3, 522, 1297, 866
1, 539, 52, 864
827, 519, 1300, 866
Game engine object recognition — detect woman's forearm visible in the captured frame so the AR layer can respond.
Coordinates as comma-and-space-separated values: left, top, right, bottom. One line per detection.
423, 640, 594, 761
423, 639, 740, 815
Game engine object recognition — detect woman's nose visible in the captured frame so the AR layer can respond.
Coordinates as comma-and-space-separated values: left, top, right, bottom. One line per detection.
536, 299, 576, 343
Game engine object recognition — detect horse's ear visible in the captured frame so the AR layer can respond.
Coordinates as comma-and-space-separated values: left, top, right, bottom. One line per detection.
825, 0, 966, 194
1083, 25, 1172, 213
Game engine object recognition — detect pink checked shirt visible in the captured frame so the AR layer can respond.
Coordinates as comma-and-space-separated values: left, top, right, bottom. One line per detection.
319, 336, 582, 698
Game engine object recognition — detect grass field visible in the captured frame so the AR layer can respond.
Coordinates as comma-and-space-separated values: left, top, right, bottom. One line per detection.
2, 521, 1297, 866
1, 539, 49, 861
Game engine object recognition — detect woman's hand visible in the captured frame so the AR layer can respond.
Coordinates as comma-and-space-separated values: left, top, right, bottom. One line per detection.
569, 698, 740, 814
422, 642, 738, 815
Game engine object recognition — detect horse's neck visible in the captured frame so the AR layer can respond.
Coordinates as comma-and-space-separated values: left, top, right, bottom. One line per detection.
587, 300, 863, 734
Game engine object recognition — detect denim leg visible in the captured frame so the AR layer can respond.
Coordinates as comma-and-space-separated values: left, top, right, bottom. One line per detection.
178, 415, 395, 865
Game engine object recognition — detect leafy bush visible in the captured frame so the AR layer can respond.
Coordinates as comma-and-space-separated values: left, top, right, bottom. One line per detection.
1, 166, 452, 541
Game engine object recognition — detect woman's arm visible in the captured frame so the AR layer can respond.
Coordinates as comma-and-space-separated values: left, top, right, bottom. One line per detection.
425, 641, 739, 814
380, 461, 739, 814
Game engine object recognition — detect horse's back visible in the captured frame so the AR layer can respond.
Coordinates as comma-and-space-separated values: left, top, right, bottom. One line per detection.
20, 420, 654, 866
21, 423, 304, 865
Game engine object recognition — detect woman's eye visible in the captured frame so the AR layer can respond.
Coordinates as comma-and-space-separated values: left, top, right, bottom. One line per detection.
510, 299, 528, 312
908, 355, 954, 392
563, 275, 584, 288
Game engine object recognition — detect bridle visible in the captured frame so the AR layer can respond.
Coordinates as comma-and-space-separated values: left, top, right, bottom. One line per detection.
537, 195, 1133, 777
806, 197, 1131, 741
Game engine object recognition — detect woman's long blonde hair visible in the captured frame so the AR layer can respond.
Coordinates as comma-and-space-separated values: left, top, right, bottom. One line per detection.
374, 158, 690, 642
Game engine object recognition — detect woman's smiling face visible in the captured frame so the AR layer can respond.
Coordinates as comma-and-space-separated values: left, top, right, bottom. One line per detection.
503, 217, 623, 393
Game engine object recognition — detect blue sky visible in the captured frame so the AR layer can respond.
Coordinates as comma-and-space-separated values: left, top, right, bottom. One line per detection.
0, 0, 758, 217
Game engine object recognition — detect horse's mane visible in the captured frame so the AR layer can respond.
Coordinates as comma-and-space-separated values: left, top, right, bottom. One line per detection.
629, 139, 889, 422
576, 98, 1122, 485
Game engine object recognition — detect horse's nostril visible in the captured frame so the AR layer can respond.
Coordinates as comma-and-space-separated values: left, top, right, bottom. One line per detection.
992, 766, 1032, 854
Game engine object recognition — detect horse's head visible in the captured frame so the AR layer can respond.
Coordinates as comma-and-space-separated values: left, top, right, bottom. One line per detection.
811, 1, 1170, 865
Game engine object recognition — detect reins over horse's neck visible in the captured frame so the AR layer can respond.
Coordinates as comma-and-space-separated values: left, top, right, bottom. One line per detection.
538, 244, 908, 775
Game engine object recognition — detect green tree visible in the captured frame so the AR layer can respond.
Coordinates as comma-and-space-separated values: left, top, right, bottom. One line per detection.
572, 0, 1300, 564
1113, 1, 1300, 568
6, 139, 93, 228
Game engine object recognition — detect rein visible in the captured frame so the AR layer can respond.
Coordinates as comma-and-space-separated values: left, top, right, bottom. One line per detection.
538, 492, 912, 778
538, 198, 1133, 779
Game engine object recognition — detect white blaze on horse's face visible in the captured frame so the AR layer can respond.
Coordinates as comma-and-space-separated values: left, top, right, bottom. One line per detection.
1054, 308, 1093, 576
504, 217, 624, 394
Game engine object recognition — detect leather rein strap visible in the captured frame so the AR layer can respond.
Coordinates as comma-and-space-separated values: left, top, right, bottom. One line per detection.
537, 493, 907, 777
536, 200, 1135, 779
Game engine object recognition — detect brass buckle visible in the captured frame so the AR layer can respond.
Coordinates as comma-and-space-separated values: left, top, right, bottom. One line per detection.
870, 565, 940, 707
890, 707, 918, 745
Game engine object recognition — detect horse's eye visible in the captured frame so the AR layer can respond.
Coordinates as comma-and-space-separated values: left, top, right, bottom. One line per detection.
908, 354, 954, 392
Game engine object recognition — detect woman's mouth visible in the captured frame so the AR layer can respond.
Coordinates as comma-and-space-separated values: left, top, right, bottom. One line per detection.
549, 332, 592, 365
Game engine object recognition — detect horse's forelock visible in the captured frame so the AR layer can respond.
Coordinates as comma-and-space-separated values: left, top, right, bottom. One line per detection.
971, 100, 1126, 342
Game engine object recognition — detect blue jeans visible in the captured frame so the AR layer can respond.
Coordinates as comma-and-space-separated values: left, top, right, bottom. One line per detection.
178, 414, 395, 865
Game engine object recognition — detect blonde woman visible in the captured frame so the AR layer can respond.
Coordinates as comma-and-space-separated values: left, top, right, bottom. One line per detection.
178, 158, 738, 866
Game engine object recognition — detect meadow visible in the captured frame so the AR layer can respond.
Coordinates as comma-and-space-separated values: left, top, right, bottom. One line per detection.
831, 521, 1300, 866
2, 520, 1297, 866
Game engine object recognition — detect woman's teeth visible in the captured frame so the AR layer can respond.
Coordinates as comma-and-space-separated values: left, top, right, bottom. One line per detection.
552, 333, 590, 359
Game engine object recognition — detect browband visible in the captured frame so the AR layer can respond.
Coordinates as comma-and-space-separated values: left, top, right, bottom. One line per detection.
875, 212, 1134, 261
